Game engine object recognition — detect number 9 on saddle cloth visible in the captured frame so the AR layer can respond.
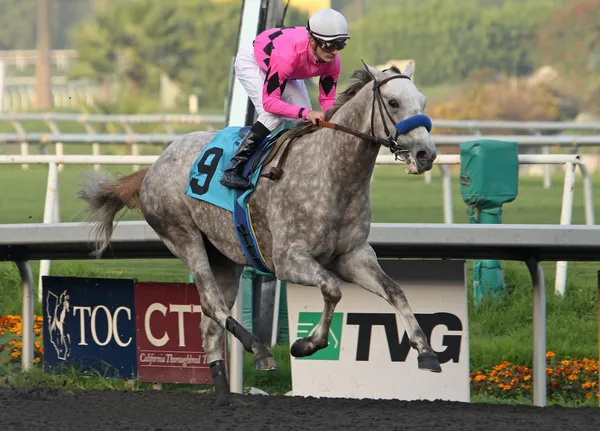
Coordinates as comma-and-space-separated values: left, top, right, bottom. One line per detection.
184, 125, 290, 274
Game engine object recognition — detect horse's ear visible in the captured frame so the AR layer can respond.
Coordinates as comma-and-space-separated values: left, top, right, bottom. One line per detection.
360, 59, 380, 80
403, 61, 415, 79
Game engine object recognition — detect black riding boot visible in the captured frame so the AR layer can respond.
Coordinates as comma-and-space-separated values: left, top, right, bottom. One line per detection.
219, 121, 270, 189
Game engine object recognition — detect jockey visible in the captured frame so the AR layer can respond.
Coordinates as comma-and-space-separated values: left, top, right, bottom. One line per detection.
219, 7, 350, 189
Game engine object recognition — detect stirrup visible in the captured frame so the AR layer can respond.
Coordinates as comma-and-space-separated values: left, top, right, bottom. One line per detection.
220, 172, 252, 189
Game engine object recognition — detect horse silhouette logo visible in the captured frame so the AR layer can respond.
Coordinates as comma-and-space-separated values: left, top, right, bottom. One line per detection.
45, 290, 72, 360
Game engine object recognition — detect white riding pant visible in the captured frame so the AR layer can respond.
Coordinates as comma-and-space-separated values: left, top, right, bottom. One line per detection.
234, 42, 312, 131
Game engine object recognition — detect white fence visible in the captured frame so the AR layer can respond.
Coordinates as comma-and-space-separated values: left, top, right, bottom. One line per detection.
2, 112, 600, 133
0, 153, 593, 297
3, 113, 600, 183
0, 49, 76, 70
5, 132, 600, 147
3, 129, 600, 188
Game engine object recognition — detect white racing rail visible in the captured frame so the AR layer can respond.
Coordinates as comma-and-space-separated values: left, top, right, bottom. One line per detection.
2, 112, 600, 133
4, 131, 600, 147
3, 220, 600, 407
2, 129, 598, 189
0, 153, 592, 296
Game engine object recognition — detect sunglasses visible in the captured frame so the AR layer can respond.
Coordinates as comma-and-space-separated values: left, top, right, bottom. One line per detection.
317, 39, 347, 53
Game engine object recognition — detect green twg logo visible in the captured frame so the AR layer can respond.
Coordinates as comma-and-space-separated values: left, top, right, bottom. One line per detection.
296, 312, 343, 360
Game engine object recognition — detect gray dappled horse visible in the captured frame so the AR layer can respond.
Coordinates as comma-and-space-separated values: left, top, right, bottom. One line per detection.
78, 61, 440, 405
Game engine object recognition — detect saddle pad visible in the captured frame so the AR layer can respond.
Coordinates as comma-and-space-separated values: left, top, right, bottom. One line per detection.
184, 126, 263, 212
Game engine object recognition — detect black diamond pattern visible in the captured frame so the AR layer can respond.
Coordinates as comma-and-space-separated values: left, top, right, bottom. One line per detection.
279, 79, 287, 95
263, 58, 270, 67
268, 30, 283, 40
320, 76, 336, 96
263, 67, 271, 84
266, 72, 280, 95
263, 42, 274, 56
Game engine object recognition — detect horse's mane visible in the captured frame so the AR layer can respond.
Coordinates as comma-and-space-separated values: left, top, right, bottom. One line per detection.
322, 68, 374, 121
289, 64, 402, 137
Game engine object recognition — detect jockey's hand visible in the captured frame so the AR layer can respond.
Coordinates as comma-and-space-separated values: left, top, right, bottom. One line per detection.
305, 110, 325, 125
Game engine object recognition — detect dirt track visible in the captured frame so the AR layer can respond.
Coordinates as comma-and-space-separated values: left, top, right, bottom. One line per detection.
1, 386, 600, 430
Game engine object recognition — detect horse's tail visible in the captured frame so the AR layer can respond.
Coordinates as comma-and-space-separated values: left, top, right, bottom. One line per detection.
77, 168, 148, 258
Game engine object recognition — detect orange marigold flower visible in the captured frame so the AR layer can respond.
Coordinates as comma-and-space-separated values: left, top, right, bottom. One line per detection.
546, 351, 555, 358
475, 375, 487, 381
567, 374, 578, 381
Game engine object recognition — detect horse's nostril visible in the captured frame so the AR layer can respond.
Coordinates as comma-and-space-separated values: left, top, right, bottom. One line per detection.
416, 150, 428, 161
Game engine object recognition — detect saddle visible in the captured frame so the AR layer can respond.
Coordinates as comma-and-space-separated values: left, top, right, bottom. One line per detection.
236, 123, 305, 182
184, 122, 315, 274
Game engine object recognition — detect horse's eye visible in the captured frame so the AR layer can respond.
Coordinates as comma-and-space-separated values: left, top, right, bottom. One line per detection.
388, 99, 399, 108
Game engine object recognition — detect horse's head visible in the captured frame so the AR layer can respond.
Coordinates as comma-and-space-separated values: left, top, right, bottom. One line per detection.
362, 61, 437, 174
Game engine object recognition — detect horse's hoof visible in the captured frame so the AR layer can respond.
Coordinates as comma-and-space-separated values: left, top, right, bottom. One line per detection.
253, 343, 278, 371
290, 337, 327, 358
215, 391, 232, 406
418, 351, 442, 373
229, 395, 250, 406
254, 353, 278, 371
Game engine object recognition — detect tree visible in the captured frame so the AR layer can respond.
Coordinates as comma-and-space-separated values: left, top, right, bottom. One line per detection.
478, 0, 556, 77
0, 0, 35, 50
535, 0, 600, 76
0, 0, 95, 50
338, 0, 488, 86
69, 0, 196, 95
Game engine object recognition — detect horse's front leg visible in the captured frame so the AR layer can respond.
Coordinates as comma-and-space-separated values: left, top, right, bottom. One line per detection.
331, 242, 442, 373
275, 245, 342, 357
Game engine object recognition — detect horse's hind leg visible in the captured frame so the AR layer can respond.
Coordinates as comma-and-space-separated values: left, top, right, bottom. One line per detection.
201, 250, 243, 406
147, 223, 278, 395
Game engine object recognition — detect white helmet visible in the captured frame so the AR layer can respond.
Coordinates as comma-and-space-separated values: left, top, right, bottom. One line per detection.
306, 8, 350, 42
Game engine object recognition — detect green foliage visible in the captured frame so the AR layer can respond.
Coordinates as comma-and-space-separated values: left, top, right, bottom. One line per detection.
69, 0, 196, 96
0, 0, 94, 50
0, 0, 35, 50
60, 0, 597, 111
536, 0, 600, 75
338, 0, 560, 86
477, 0, 553, 77
66, 0, 311, 109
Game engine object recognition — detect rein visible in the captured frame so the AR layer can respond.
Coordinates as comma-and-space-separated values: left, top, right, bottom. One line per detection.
312, 119, 395, 148
260, 71, 433, 181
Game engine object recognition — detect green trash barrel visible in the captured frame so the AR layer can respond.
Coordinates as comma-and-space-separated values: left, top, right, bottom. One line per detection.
459, 140, 519, 306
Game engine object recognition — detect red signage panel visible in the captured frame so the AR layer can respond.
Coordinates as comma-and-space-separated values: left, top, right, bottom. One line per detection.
134, 282, 224, 384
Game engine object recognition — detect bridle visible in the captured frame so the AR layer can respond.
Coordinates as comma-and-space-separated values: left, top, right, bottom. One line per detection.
315, 70, 433, 161
261, 68, 433, 181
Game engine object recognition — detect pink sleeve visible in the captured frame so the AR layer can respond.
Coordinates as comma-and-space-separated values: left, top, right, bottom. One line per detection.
262, 52, 309, 120
318, 57, 340, 113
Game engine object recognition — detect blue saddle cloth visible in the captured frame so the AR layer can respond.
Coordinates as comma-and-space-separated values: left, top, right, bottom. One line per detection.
184, 125, 288, 274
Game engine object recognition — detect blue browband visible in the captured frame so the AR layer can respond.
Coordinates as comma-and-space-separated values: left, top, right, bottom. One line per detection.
395, 114, 433, 135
